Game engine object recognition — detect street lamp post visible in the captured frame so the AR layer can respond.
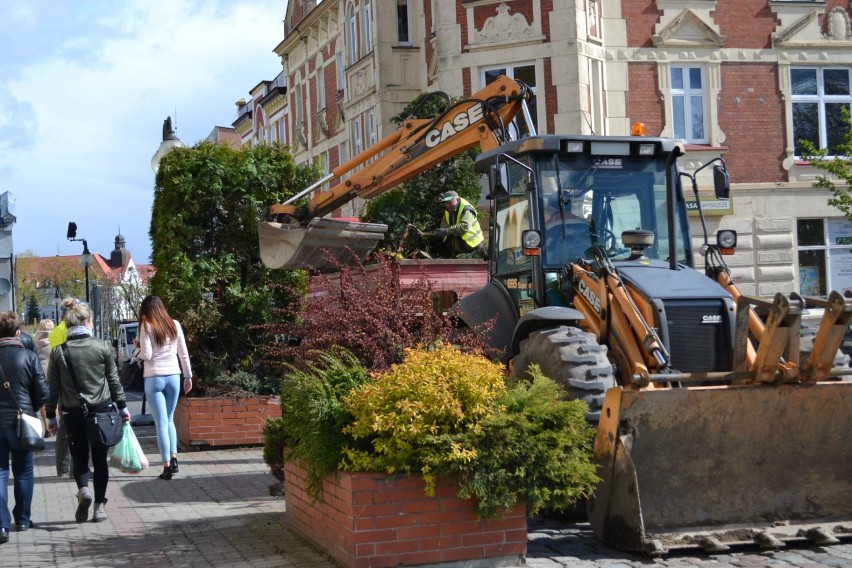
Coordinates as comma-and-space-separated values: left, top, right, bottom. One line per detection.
53, 289, 61, 321
67, 222, 94, 303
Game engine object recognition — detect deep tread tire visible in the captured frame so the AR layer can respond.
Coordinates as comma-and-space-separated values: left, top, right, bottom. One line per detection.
513, 326, 617, 420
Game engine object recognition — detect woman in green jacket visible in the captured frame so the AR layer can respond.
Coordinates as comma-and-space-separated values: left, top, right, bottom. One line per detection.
46, 299, 130, 524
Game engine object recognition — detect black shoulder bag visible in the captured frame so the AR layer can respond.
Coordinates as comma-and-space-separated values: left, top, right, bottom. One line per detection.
60, 343, 123, 449
0, 361, 45, 452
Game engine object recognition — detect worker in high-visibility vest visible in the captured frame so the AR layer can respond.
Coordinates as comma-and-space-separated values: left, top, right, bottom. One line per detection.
433, 190, 485, 257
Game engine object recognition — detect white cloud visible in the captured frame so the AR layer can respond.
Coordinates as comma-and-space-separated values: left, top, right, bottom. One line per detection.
0, 0, 285, 263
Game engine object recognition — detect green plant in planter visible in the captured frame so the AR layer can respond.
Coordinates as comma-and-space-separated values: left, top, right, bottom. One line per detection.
277, 348, 370, 498
276, 345, 599, 519
450, 364, 599, 518
340, 345, 506, 493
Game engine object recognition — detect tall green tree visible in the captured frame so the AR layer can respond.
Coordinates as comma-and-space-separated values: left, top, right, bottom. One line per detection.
361, 92, 483, 257
25, 294, 40, 324
150, 141, 319, 393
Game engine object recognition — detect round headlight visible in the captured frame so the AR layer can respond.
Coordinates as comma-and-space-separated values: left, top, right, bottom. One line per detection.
716, 230, 737, 248
522, 230, 542, 249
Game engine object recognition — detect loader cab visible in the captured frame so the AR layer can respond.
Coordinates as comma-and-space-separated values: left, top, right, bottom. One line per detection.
481, 135, 693, 316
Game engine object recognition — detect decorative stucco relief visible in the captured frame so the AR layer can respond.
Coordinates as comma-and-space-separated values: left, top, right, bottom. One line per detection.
474, 3, 535, 46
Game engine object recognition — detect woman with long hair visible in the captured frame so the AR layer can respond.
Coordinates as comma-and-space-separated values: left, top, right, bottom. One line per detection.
135, 296, 193, 480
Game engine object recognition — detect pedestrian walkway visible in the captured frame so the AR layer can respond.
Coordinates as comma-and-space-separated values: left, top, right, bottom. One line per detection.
1, 422, 334, 568
5, 399, 849, 567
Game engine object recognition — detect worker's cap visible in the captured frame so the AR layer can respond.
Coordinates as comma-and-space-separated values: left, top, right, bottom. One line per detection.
438, 190, 458, 202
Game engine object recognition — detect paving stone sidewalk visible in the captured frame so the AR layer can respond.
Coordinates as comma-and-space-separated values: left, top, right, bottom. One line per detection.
3, 392, 848, 568
1, 414, 334, 567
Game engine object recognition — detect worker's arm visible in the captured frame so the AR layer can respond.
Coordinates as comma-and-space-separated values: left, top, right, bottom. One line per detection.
445, 208, 479, 236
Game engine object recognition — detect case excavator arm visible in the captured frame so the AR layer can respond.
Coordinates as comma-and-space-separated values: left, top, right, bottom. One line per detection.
259, 75, 533, 272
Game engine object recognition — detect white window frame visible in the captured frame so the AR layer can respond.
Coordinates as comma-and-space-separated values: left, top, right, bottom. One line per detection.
797, 217, 852, 296
397, 0, 411, 46
363, 0, 373, 55
482, 63, 538, 136
294, 84, 304, 126
336, 52, 345, 93
347, 3, 358, 65
791, 66, 852, 158
367, 111, 377, 146
352, 116, 363, 156
316, 67, 326, 111
670, 65, 708, 144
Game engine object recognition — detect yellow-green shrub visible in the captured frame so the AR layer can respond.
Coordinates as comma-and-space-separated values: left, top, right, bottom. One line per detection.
340, 345, 506, 492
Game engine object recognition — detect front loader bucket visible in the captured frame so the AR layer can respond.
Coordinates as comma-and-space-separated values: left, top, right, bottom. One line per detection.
258, 218, 388, 272
588, 383, 852, 555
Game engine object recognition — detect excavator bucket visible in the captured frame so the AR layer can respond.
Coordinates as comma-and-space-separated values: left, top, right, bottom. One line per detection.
588, 383, 852, 555
258, 218, 388, 272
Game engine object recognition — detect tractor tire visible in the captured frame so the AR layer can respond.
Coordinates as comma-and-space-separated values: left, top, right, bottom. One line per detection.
512, 326, 617, 421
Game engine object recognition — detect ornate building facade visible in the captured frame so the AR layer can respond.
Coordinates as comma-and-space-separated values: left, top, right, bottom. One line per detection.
234, 0, 852, 297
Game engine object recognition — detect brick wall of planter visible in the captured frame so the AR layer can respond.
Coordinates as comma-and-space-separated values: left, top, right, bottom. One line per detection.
284, 460, 527, 568
174, 395, 281, 450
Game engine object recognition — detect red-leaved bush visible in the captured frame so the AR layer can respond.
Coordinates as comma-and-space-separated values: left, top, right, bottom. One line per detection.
261, 252, 491, 373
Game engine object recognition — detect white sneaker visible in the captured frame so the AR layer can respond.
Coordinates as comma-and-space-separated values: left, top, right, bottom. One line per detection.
76, 487, 93, 523
91, 500, 108, 523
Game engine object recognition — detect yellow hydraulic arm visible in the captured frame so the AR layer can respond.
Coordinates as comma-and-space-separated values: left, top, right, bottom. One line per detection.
267, 75, 533, 224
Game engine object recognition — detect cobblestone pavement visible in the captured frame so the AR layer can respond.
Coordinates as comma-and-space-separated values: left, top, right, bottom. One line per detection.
2, 394, 848, 567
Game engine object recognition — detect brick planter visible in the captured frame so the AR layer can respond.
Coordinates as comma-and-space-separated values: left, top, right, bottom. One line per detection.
174, 395, 281, 450
284, 460, 527, 568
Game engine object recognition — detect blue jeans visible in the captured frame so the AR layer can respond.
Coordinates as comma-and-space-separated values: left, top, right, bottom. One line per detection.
144, 375, 180, 463
0, 425, 35, 530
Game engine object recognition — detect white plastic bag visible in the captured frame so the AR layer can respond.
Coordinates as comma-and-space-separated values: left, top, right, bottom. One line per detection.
109, 423, 149, 474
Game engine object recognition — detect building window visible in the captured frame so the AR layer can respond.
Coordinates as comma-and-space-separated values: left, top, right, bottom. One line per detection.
670, 65, 707, 144
316, 151, 329, 175
339, 142, 349, 171
317, 68, 326, 110
367, 111, 377, 146
352, 116, 363, 156
397, 0, 411, 45
792, 67, 851, 157
363, 0, 373, 55
336, 52, 345, 93
797, 218, 852, 296
483, 64, 537, 136
347, 3, 358, 65
294, 85, 303, 125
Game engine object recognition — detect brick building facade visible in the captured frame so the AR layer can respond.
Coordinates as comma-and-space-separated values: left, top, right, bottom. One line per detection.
233, 0, 852, 297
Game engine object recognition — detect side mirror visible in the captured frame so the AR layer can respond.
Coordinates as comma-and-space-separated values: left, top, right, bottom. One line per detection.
66, 222, 77, 240
112, 339, 119, 348
713, 164, 730, 199
488, 162, 509, 198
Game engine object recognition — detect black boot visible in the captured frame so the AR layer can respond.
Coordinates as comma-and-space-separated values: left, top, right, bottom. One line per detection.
170, 456, 179, 474
158, 465, 172, 480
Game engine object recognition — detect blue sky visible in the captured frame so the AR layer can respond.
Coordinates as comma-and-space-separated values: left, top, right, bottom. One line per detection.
0, 0, 286, 264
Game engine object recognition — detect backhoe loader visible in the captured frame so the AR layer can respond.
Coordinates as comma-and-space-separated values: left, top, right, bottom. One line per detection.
259, 77, 852, 555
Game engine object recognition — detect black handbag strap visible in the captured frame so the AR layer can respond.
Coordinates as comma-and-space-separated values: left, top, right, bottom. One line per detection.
60, 343, 91, 415
0, 360, 24, 414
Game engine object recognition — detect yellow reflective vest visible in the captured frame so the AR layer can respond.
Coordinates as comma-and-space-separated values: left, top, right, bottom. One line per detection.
442, 197, 484, 251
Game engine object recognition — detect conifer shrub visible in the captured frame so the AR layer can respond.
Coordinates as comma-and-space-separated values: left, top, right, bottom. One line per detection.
277, 348, 370, 498
449, 364, 599, 518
